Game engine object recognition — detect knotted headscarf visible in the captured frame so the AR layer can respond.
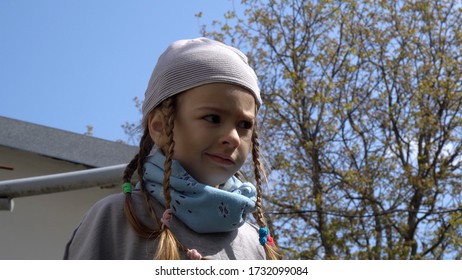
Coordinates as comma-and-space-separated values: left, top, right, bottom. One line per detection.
141, 37, 261, 125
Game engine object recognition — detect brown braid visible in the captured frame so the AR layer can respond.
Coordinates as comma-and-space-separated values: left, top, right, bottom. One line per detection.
251, 128, 283, 260
161, 98, 176, 213
153, 97, 182, 260
123, 98, 177, 239
123, 129, 161, 237
122, 153, 139, 184
137, 131, 159, 227
123, 96, 197, 259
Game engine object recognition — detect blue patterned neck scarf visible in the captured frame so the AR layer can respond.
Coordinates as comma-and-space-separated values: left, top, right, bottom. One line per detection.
141, 150, 257, 233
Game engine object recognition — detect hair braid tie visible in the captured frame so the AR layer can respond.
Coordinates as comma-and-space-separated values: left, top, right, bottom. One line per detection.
187, 249, 203, 260
122, 182, 132, 194
160, 209, 173, 229
258, 227, 275, 246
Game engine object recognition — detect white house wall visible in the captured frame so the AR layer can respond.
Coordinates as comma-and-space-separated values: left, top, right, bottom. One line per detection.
0, 146, 121, 259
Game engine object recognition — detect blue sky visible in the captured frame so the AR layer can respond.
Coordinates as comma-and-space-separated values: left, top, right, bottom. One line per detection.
1, 0, 238, 143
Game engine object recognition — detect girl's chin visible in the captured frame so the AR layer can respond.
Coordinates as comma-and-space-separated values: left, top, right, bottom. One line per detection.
193, 174, 232, 187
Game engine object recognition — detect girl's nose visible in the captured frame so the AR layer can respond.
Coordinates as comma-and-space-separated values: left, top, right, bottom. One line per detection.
221, 126, 240, 148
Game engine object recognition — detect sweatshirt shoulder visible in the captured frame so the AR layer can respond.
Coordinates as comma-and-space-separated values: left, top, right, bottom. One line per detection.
90, 192, 126, 212
89, 191, 148, 213
63, 191, 146, 259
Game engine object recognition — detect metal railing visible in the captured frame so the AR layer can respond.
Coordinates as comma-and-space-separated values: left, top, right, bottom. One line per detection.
0, 164, 128, 211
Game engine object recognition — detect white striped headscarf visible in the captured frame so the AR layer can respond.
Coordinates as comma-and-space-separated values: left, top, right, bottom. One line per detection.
141, 37, 261, 125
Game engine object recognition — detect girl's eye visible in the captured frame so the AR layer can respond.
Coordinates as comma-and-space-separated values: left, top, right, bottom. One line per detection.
203, 115, 221, 123
238, 120, 254, 130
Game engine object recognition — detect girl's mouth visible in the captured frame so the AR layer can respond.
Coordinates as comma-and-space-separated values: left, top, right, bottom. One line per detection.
205, 153, 235, 166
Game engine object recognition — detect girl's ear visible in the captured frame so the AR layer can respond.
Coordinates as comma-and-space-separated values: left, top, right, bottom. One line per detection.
148, 110, 166, 149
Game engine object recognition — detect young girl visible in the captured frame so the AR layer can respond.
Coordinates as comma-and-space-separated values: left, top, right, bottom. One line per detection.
64, 37, 281, 260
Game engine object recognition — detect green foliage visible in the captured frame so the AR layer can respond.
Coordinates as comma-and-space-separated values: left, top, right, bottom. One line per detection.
198, 0, 462, 259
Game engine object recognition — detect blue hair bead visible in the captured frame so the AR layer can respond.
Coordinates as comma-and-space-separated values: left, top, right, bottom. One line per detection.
259, 236, 267, 246
259, 227, 268, 237
258, 227, 269, 245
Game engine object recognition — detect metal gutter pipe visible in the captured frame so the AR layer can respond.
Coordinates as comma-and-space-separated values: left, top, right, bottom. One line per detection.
0, 163, 128, 211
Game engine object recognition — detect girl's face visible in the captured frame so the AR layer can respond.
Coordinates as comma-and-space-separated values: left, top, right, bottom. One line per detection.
172, 83, 256, 186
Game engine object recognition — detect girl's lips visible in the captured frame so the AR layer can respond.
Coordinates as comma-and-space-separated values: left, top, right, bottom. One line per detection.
205, 153, 235, 166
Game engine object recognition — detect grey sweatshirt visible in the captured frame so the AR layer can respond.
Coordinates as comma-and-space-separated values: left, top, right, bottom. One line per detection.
64, 191, 265, 260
